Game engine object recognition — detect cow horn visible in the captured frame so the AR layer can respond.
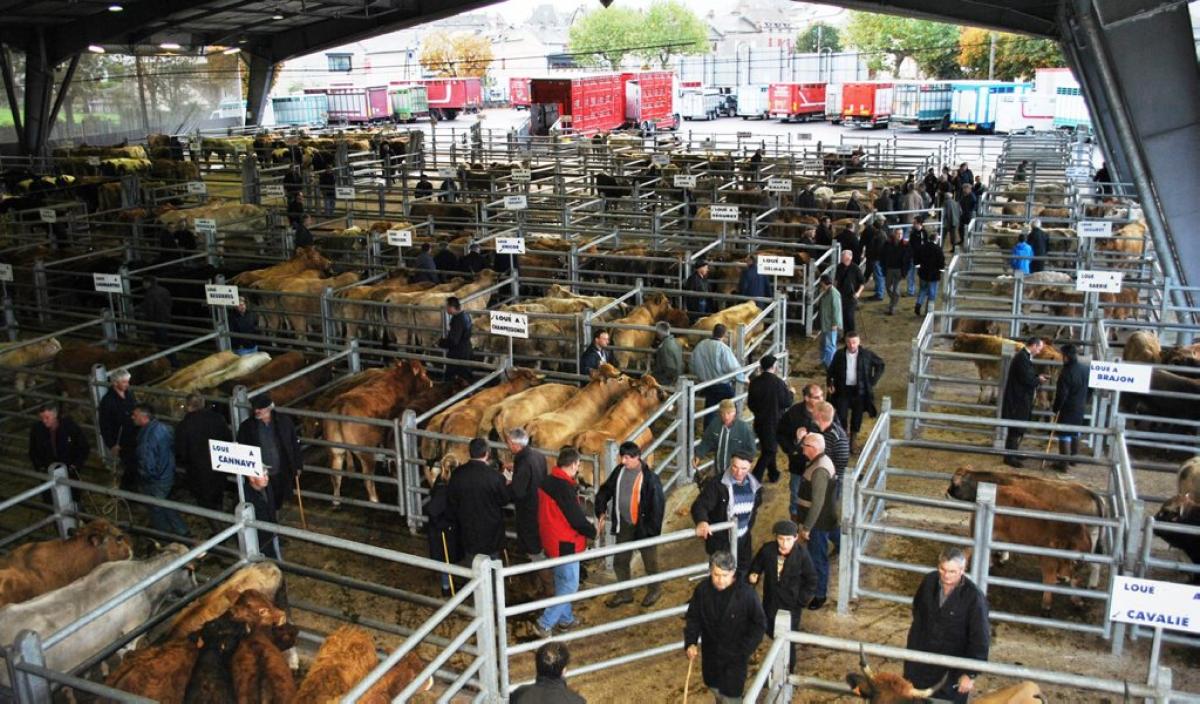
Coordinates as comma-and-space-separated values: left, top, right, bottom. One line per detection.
858, 643, 875, 680
908, 672, 948, 700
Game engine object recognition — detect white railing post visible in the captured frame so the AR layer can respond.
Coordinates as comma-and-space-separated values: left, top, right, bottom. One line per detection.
971, 482, 997, 595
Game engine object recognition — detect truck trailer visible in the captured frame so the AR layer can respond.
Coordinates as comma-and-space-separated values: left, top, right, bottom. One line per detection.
388, 84, 429, 122
950, 81, 1031, 132
825, 83, 843, 123
768, 83, 827, 122
841, 82, 894, 128
679, 87, 723, 121
509, 77, 531, 109
892, 82, 952, 131
736, 85, 770, 120
271, 94, 328, 127
528, 72, 676, 136
422, 77, 483, 120
315, 85, 390, 124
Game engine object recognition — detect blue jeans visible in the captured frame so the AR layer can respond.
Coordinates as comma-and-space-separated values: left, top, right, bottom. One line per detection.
140, 479, 191, 538
820, 330, 838, 368
906, 267, 916, 296
916, 280, 939, 309
807, 529, 832, 599
873, 261, 885, 299
789, 473, 803, 517
539, 561, 579, 630
234, 346, 259, 356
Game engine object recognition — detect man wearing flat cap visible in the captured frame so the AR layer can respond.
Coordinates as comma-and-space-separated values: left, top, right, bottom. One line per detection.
749, 519, 818, 672
693, 398, 757, 480
236, 393, 302, 558
746, 354, 793, 483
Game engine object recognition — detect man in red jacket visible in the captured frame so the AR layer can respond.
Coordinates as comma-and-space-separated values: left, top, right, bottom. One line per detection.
535, 446, 598, 639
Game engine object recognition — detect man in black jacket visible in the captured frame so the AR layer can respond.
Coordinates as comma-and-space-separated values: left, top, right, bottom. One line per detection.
99, 368, 139, 490
595, 442, 665, 608
433, 241, 460, 274
176, 394, 233, 528
414, 173, 434, 199
413, 242, 439, 284
1052, 343, 1089, 470
511, 642, 585, 704
1027, 218, 1050, 274
826, 332, 886, 451
915, 234, 945, 317
685, 550, 767, 702
881, 229, 910, 316
228, 297, 260, 355
579, 329, 616, 378
778, 383, 825, 518
684, 259, 714, 323
693, 452, 762, 577
904, 547, 990, 704
749, 519, 817, 672
1001, 337, 1048, 468
448, 438, 509, 560
29, 403, 89, 473
746, 354, 793, 483
504, 428, 547, 559
461, 243, 486, 274
835, 249, 864, 333
439, 297, 473, 382
236, 393, 303, 559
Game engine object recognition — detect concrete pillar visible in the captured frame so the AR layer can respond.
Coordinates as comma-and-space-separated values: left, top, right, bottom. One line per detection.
245, 52, 276, 127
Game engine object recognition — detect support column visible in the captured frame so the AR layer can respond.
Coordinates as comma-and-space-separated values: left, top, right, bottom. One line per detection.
22, 30, 55, 157
245, 52, 276, 127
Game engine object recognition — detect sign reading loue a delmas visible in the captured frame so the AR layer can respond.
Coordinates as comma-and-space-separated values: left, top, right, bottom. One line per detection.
1109, 576, 1200, 634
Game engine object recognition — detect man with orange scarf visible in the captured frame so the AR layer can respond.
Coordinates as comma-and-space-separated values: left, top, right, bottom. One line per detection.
595, 441, 666, 609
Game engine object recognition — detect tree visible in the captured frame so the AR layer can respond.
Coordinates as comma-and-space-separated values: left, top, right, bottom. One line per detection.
795, 22, 842, 54
567, 6, 642, 69
636, 1, 709, 68
419, 30, 493, 77
959, 27, 1064, 81
845, 12, 962, 79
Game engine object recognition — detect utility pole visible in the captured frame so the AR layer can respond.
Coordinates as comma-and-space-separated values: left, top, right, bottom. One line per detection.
987, 32, 997, 80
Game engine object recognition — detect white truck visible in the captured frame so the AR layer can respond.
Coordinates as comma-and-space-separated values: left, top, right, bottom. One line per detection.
679, 88, 723, 121
736, 85, 770, 120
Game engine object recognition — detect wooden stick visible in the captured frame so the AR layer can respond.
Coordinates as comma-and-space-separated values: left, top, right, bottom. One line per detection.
441, 531, 456, 597
294, 474, 308, 531
683, 656, 695, 704
1039, 411, 1061, 470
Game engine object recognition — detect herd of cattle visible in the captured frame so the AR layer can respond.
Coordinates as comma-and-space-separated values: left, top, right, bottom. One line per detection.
0, 525, 431, 701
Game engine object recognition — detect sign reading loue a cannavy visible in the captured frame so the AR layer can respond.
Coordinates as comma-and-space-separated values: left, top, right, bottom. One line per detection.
1088, 360, 1152, 393
208, 439, 265, 478
1109, 576, 1200, 634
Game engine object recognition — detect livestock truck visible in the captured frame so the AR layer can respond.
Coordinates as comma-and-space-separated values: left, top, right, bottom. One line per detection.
509, 77, 531, 109
388, 84, 429, 122
679, 87, 723, 121
736, 85, 770, 120
421, 77, 483, 120
313, 86, 390, 124
1038, 68, 1093, 132
768, 83, 827, 122
994, 92, 1056, 133
841, 82, 894, 128
270, 94, 328, 127
891, 81, 953, 131
950, 81, 1032, 133
824, 83, 843, 123
528, 71, 677, 136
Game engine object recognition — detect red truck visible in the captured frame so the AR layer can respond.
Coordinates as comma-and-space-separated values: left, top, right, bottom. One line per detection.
312, 85, 391, 124
841, 82, 895, 128
421, 77, 483, 120
528, 71, 677, 136
768, 83, 827, 122
509, 78, 531, 109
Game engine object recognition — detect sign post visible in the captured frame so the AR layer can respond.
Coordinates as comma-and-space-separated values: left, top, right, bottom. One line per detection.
93, 273, 123, 315
1075, 270, 1124, 294
1088, 360, 1152, 393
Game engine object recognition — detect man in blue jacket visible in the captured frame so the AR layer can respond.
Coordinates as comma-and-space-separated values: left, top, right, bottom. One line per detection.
132, 404, 191, 538
737, 254, 770, 308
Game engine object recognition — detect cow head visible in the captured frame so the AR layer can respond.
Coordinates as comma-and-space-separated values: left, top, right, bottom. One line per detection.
227, 589, 287, 628
591, 363, 622, 381
74, 519, 134, 561
947, 466, 978, 502
508, 367, 544, 384
294, 246, 333, 274
191, 613, 251, 656
664, 308, 691, 329
847, 648, 947, 703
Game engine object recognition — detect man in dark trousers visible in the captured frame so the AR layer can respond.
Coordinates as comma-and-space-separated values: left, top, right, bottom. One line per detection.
293, 213, 315, 250
595, 442, 666, 608
1002, 337, 1048, 468
684, 259, 715, 323
826, 332, 886, 452
1027, 218, 1050, 274
915, 234, 945, 317
957, 183, 977, 247
835, 249, 864, 333
651, 321, 683, 386
228, 297, 260, 355
1052, 343, 1090, 470
236, 393, 302, 559
693, 452, 762, 577
504, 428, 547, 561
579, 328, 617, 378
175, 394, 232, 530
749, 519, 818, 672
904, 547, 990, 704
881, 229, 910, 316
795, 432, 837, 610
439, 296, 473, 382
746, 354, 793, 483
447, 438, 509, 561
99, 368, 139, 490
535, 446, 596, 637
413, 242, 439, 283
142, 276, 178, 367
511, 641, 585, 704
684, 550, 767, 703
29, 403, 89, 473
423, 463, 459, 596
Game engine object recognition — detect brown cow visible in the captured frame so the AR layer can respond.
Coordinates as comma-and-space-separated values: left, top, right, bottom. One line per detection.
572, 375, 666, 484
293, 626, 380, 701
52, 344, 171, 397
525, 364, 632, 454
230, 246, 331, 287
689, 301, 763, 346
610, 293, 673, 369
359, 652, 433, 704
0, 519, 132, 607
231, 623, 298, 704
274, 271, 362, 337
164, 562, 282, 640
218, 351, 306, 395
847, 652, 1043, 703
103, 638, 199, 704
324, 360, 434, 504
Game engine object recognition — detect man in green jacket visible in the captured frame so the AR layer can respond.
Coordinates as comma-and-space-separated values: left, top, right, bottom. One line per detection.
693, 398, 757, 479
817, 274, 842, 370
650, 321, 682, 386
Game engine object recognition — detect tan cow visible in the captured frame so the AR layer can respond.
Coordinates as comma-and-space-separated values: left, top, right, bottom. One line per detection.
163, 562, 283, 640
405, 271, 497, 348
421, 367, 542, 461
484, 383, 578, 439
688, 301, 763, 346
229, 246, 331, 287
1122, 330, 1161, 363
159, 351, 241, 391
0, 336, 63, 399
271, 271, 361, 337
0, 520, 132, 607
525, 364, 632, 453
572, 375, 666, 484
950, 334, 1062, 404
610, 294, 671, 369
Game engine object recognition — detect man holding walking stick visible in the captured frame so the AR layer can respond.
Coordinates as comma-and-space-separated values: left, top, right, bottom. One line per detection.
684, 550, 767, 703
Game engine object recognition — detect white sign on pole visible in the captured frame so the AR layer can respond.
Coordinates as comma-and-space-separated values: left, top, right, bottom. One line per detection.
204, 284, 239, 306
737, 131, 752, 139
39, 208, 57, 223
1075, 270, 1124, 294
208, 439, 265, 479
1066, 166, 1091, 181
93, 273, 123, 294
757, 255, 796, 277
489, 310, 529, 339
496, 237, 526, 255
86, 156, 101, 167
510, 169, 531, 183
1088, 360, 1152, 393
1109, 576, 1200, 634
186, 181, 207, 195
194, 218, 217, 234
504, 195, 528, 210
262, 184, 285, 198
335, 186, 356, 200
651, 154, 670, 167
1077, 220, 1114, 238
796, 133, 813, 141
710, 205, 739, 222
437, 167, 456, 179
765, 178, 793, 193
386, 229, 412, 247
0, 263, 13, 283
674, 174, 697, 189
